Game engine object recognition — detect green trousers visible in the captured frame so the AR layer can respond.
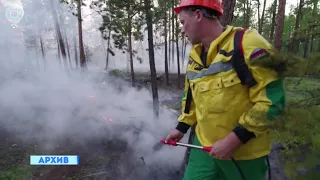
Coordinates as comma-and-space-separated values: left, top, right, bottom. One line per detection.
183, 136, 269, 180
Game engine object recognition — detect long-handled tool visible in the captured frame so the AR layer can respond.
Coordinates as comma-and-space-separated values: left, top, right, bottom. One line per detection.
160, 139, 212, 152
160, 139, 249, 180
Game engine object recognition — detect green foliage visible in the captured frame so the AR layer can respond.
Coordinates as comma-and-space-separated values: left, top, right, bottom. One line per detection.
153, 0, 185, 49
260, 0, 277, 40
281, 14, 296, 47
60, 0, 87, 15
93, 0, 144, 49
246, 45, 320, 178
167, 103, 181, 111
272, 105, 320, 179
233, 0, 254, 27
250, 51, 320, 79
304, 53, 320, 75
268, 76, 320, 179
0, 167, 33, 180
108, 69, 126, 77
233, 0, 320, 57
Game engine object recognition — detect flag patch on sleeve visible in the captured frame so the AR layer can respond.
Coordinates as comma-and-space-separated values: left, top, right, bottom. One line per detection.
250, 48, 269, 61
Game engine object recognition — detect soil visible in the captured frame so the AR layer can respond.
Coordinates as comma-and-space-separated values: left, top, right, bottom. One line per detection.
0, 129, 184, 180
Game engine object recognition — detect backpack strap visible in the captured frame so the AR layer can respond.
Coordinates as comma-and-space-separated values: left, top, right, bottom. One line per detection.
184, 29, 257, 114
184, 81, 192, 114
231, 29, 257, 88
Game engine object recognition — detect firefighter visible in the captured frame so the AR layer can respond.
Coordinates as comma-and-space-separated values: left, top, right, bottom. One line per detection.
164, 0, 286, 179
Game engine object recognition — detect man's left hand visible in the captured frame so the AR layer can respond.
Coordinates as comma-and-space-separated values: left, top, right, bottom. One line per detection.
209, 132, 242, 160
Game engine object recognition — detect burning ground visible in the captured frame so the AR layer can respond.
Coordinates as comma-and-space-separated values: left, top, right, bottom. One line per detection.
0, 70, 187, 180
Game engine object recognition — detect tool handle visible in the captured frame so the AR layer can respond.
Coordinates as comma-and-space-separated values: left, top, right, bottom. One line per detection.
160, 139, 212, 152
202, 146, 212, 152
160, 139, 178, 146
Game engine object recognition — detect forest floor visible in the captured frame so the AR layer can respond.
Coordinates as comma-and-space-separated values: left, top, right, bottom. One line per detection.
0, 70, 320, 180
0, 71, 186, 180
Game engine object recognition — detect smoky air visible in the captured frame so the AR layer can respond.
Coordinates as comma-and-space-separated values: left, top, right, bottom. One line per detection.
0, 0, 188, 179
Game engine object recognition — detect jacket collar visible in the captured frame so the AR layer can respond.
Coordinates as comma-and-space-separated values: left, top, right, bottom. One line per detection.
189, 26, 235, 67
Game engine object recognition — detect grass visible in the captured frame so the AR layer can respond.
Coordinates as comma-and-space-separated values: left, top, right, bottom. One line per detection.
0, 138, 33, 180
0, 167, 33, 180
284, 77, 320, 106
273, 77, 320, 179
0, 135, 132, 180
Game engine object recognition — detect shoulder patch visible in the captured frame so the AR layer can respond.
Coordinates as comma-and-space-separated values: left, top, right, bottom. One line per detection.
250, 48, 269, 61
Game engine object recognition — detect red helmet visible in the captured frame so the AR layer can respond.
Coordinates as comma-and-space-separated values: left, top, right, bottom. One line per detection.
174, 0, 223, 16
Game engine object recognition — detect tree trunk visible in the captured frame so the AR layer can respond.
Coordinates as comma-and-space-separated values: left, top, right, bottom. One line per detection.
182, 37, 187, 68
247, 0, 252, 28
59, 8, 71, 69
51, 0, 68, 68
145, 0, 159, 118
175, 15, 181, 89
39, 34, 46, 70
220, 0, 236, 26
105, 30, 111, 70
290, 0, 304, 53
259, 0, 267, 34
310, 0, 318, 52
168, 8, 171, 70
303, 36, 309, 58
270, 0, 277, 41
57, 36, 62, 67
35, 42, 40, 70
164, 8, 169, 86
74, 34, 79, 68
128, 20, 135, 87
274, 0, 286, 51
171, 0, 175, 68
243, 1, 246, 27
257, 0, 261, 32
243, 0, 251, 28
77, 0, 86, 68
65, 36, 72, 68
310, 37, 314, 53
181, 36, 184, 68
183, 38, 187, 60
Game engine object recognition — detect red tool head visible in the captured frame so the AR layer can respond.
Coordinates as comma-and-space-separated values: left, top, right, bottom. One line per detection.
160, 139, 178, 146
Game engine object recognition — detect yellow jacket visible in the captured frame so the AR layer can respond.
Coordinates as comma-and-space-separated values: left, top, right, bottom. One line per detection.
177, 26, 286, 160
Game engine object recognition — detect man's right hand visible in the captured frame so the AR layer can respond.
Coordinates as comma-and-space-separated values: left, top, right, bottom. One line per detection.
165, 129, 184, 143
